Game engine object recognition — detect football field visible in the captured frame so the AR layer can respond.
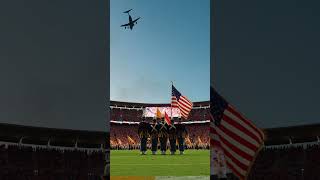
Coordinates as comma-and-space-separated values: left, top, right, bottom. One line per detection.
110, 150, 210, 176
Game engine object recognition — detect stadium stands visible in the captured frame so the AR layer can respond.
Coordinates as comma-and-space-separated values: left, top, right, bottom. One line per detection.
0, 145, 105, 180
110, 122, 209, 150
110, 107, 211, 122
246, 123, 320, 179
0, 123, 108, 180
110, 101, 210, 122
247, 144, 320, 180
110, 100, 210, 150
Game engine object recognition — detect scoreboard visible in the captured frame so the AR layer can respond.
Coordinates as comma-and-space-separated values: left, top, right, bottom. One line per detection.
143, 107, 181, 117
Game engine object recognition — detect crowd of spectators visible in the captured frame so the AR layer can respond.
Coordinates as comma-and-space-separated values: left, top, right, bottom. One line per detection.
246, 144, 320, 180
110, 108, 143, 122
0, 144, 105, 180
110, 123, 209, 150
186, 123, 210, 148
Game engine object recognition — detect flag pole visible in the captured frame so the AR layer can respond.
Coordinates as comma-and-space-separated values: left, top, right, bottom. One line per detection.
170, 81, 173, 121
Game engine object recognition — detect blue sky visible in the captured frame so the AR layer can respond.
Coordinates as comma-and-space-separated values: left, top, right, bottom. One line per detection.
110, 0, 210, 103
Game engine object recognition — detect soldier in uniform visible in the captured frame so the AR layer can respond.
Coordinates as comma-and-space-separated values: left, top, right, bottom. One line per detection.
168, 117, 177, 155
159, 117, 168, 155
176, 117, 188, 155
138, 117, 149, 155
150, 117, 160, 155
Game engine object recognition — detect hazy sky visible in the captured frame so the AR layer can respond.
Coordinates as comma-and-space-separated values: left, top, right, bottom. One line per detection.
0, 0, 108, 131
3, 0, 318, 132
111, 0, 210, 103
213, 0, 320, 128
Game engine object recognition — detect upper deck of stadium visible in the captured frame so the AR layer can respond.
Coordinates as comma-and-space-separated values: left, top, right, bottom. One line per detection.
110, 100, 210, 109
110, 100, 211, 123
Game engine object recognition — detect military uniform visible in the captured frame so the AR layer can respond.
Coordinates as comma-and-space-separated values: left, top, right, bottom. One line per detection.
138, 118, 149, 155
150, 119, 160, 155
159, 119, 168, 155
168, 118, 177, 155
176, 118, 187, 154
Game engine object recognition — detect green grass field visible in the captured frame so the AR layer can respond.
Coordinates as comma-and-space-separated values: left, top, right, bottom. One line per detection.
111, 150, 210, 176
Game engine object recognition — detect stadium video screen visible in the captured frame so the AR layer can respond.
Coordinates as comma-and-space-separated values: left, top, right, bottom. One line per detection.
143, 107, 181, 117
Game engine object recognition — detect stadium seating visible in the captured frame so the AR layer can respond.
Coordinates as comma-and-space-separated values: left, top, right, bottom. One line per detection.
0, 122, 108, 180
110, 108, 210, 122
247, 144, 320, 180
0, 144, 105, 180
110, 123, 209, 150
110, 101, 211, 150
110, 108, 144, 122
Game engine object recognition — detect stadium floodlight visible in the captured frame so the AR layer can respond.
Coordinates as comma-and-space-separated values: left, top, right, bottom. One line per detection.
75, 140, 78, 149
18, 137, 24, 146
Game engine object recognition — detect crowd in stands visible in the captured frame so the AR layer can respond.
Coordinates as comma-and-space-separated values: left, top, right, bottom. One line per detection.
111, 108, 143, 122
188, 108, 211, 121
0, 144, 105, 180
110, 123, 209, 150
110, 107, 210, 122
186, 123, 210, 148
246, 144, 320, 180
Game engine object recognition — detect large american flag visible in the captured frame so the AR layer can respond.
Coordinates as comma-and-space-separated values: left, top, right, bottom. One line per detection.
171, 85, 193, 119
210, 87, 265, 180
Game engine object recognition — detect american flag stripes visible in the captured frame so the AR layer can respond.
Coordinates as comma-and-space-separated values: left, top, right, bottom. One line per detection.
164, 112, 172, 125
171, 85, 193, 119
210, 87, 265, 180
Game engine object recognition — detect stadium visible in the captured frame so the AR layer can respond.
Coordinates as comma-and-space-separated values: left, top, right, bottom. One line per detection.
110, 100, 320, 179
0, 122, 109, 180
110, 100, 211, 176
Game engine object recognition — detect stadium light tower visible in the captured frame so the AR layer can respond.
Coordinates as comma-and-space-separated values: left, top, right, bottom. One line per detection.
74, 140, 78, 149
18, 136, 24, 146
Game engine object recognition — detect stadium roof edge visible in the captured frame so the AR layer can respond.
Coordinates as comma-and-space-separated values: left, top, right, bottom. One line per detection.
110, 100, 210, 107
263, 123, 320, 145
263, 122, 320, 131
0, 122, 106, 134
0, 122, 108, 146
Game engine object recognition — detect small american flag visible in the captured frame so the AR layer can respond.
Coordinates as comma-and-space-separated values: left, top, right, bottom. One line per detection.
210, 86, 265, 180
164, 112, 172, 125
171, 85, 193, 119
